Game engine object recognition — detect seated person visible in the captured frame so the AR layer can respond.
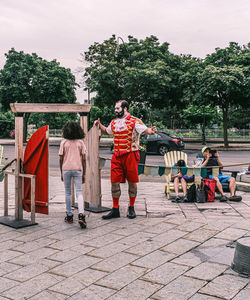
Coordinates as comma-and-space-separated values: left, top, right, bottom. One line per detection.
201, 147, 242, 202
171, 159, 194, 203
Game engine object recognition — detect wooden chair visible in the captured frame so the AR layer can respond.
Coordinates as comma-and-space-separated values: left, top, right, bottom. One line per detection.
164, 151, 193, 199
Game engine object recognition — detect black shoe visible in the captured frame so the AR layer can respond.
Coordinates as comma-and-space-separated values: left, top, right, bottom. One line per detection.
172, 195, 181, 203
78, 213, 87, 229
102, 207, 120, 220
127, 206, 136, 219
64, 214, 73, 223
229, 195, 242, 202
220, 195, 228, 202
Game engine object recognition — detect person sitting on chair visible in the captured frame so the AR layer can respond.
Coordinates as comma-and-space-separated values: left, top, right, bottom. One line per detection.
201, 147, 242, 202
171, 159, 194, 203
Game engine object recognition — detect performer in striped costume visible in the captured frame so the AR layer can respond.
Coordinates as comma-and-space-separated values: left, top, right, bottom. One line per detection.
94, 100, 157, 219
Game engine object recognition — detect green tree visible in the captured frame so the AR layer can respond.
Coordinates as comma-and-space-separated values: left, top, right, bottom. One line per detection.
0, 48, 78, 141
82, 35, 185, 117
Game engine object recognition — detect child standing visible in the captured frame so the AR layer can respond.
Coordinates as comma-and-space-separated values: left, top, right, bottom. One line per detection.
59, 121, 87, 228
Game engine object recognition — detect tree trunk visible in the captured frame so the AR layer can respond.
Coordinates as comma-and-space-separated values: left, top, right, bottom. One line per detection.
23, 113, 30, 143
222, 105, 229, 148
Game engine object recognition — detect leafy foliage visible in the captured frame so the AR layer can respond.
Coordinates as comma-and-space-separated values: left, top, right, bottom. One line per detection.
0, 48, 78, 140
83, 35, 185, 110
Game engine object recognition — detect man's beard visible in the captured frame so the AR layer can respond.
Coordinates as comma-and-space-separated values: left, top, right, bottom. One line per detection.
116, 108, 125, 118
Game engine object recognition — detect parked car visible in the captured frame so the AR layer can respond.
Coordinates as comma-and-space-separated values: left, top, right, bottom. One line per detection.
110, 131, 184, 155
145, 131, 184, 155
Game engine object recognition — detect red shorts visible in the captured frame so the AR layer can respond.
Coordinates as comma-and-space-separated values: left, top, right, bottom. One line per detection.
111, 151, 140, 183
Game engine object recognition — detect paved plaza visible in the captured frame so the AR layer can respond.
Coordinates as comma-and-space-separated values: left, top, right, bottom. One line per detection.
0, 173, 250, 299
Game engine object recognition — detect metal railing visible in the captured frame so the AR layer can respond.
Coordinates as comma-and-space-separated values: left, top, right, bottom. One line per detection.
167, 129, 250, 139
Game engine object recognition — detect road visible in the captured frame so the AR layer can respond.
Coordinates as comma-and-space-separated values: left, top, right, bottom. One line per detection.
2, 145, 249, 179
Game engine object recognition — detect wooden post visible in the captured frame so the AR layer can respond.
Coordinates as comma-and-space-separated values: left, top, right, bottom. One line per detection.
15, 115, 23, 221
4, 173, 8, 216
30, 176, 36, 224
80, 113, 89, 208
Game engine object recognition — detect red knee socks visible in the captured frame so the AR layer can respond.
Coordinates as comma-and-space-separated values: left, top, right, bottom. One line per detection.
129, 196, 136, 207
113, 197, 119, 208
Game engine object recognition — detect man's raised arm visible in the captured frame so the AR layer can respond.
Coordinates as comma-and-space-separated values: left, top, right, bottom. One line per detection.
93, 118, 109, 135
142, 126, 157, 135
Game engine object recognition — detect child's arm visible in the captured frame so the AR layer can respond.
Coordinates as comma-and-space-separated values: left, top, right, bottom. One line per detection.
59, 155, 64, 181
82, 154, 86, 184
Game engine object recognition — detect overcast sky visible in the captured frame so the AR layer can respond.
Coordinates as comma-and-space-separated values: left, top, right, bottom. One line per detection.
1, 0, 249, 102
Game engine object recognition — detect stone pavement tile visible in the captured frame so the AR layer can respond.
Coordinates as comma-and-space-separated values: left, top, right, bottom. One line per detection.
151, 229, 187, 245
112, 224, 147, 236
109, 279, 162, 300
47, 247, 94, 263
172, 252, 203, 267
142, 262, 189, 285
116, 231, 156, 246
215, 227, 248, 241
15, 229, 54, 242
47, 228, 81, 241
189, 293, 224, 299
166, 215, 190, 226
92, 252, 138, 272
49, 255, 101, 277
0, 231, 25, 243
204, 220, 234, 231
0, 240, 23, 252
125, 239, 167, 256
96, 265, 147, 290
0, 262, 21, 276
83, 233, 124, 248
199, 237, 229, 248
143, 221, 176, 234
200, 274, 248, 299
175, 221, 205, 232
1, 273, 63, 300
233, 283, 250, 300
48, 233, 93, 251
14, 237, 56, 253
9, 247, 59, 266
151, 275, 206, 300
88, 241, 132, 259
0, 250, 23, 263
3, 263, 49, 282
0, 296, 10, 300
0, 226, 13, 234
69, 284, 116, 300
0, 277, 18, 293
184, 228, 218, 243
161, 238, 200, 255
49, 277, 86, 296
131, 250, 175, 269
28, 290, 68, 300
34, 258, 62, 269
184, 262, 228, 281
70, 268, 108, 287
137, 218, 164, 227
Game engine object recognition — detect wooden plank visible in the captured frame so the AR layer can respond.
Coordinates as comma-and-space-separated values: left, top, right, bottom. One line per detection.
10, 103, 91, 113
30, 176, 36, 224
84, 126, 101, 206
4, 173, 8, 216
15, 116, 23, 221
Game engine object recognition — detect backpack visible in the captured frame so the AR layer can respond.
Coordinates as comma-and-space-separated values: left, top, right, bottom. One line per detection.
203, 178, 216, 202
186, 183, 196, 202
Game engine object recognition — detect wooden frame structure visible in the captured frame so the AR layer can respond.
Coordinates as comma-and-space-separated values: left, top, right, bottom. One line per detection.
0, 103, 107, 229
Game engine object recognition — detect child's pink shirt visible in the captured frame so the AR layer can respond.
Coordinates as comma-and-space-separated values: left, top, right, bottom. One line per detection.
59, 139, 86, 171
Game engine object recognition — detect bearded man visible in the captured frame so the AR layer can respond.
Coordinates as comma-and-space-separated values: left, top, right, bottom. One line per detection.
94, 100, 157, 219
